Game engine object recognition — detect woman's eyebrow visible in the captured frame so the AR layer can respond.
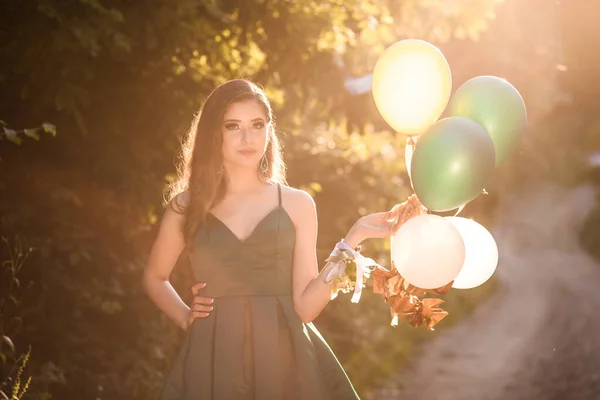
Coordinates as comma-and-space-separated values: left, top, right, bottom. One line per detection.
223, 117, 265, 122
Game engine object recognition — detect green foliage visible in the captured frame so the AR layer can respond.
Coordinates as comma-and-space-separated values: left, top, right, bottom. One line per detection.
0, 237, 33, 357
1, 347, 32, 400
0, 122, 56, 146
0, 0, 500, 121
0, 238, 40, 399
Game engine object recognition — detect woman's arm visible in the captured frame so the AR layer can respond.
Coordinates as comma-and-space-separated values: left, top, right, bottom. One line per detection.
142, 194, 191, 331
290, 190, 365, 323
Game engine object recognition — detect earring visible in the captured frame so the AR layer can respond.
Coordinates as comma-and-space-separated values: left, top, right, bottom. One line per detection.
259, 155, 269, 173
217, 165, 224, 175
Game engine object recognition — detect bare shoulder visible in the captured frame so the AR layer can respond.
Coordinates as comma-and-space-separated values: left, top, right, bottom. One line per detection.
279, 185, 317, 225
167, 190, 190, 215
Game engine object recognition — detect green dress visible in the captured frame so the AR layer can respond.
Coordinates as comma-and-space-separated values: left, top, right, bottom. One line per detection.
159, 184, 360, 400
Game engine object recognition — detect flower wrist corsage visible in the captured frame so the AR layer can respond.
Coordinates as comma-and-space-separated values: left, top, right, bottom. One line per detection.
322, 239, 381, 303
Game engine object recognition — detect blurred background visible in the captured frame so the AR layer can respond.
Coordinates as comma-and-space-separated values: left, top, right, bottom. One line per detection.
2, 0, 600, 399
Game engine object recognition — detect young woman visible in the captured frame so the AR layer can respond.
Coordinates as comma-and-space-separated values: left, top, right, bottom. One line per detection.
143, 79, 398, 399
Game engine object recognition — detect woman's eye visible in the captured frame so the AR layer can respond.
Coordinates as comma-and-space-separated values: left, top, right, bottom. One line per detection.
253, 121, 265, 129
224, 123, 239, 130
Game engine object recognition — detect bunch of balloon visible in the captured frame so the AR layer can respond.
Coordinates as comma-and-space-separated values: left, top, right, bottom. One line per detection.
372, 39, 526, 307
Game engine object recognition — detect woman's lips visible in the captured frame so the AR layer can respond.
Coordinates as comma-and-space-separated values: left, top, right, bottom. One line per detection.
239, 149, 257, 156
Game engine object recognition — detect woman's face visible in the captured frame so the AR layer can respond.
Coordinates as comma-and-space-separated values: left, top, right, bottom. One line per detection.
221, 99, 270, 171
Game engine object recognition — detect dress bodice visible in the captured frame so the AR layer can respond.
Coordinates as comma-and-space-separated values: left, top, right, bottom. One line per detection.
188, 185, 296, 299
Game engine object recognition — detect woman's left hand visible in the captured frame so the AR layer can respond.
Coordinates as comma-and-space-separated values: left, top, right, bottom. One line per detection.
344, 212, 393, 248
356, 212, 396, 239
345, 195, 427, 247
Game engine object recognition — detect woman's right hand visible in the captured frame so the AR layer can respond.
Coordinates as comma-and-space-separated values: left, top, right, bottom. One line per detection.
186, 282, 214, 330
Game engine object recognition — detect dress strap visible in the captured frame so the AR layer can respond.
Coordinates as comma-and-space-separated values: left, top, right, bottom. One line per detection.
277, 183, 282, 207
275, 183, 281, 268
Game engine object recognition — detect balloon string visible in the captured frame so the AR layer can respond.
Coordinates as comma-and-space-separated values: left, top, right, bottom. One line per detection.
404, 136, 418, 185
453, 204, 466, 217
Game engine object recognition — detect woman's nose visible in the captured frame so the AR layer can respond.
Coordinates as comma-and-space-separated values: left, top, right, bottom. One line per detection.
240, 127, 250, 142
240, 126, 250, 142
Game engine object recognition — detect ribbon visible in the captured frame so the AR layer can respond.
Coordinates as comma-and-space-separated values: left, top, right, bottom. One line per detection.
323, 240, 380, 303
404, 136, 418, 185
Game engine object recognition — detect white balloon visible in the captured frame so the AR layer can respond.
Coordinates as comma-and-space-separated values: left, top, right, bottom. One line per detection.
391, 214, 465, 289
444, 217, 499, 289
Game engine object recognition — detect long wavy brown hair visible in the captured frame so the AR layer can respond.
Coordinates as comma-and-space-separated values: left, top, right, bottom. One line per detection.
165, 79, 286, 248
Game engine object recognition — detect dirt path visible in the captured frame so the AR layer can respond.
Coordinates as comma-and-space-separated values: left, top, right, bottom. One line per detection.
368, 182, 600, 400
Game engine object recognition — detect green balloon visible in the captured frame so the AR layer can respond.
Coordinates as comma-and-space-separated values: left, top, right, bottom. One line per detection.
411, 117, 495, 212
448, 76, 526, 166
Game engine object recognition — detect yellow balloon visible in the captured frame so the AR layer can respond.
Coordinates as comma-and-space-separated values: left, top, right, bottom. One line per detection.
372, 39, 452, 135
